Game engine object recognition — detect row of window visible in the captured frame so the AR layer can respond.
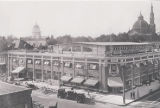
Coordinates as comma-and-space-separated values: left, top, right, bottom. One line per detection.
107, 55, 159, 63
27, 59, 99, 70
113, 45, 145, 51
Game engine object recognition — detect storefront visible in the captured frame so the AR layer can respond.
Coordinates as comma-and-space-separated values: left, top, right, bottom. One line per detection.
11, 66, 26, 79
108, 77, 123, 93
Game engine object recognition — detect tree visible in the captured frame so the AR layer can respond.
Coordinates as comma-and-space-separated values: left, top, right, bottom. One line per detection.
56, 35, 72, 44
46, 35, 57, 45
0, 37, 8, 51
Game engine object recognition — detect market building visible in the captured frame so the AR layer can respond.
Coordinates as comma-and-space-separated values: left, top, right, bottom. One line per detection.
6, 41, 160, 94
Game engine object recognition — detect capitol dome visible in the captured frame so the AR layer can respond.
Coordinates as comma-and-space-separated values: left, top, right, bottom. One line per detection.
32, 23, 41, 38
132, 13, 149, 34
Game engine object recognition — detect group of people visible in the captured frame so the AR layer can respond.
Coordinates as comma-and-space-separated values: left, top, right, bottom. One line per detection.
130, 91, 136, 99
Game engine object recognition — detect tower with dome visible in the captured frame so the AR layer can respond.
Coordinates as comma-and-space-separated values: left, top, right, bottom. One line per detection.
32, 23, 41, 38
128, 4, 156, 36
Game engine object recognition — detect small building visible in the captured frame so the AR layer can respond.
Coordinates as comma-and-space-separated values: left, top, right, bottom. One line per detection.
0, 81, 32, 108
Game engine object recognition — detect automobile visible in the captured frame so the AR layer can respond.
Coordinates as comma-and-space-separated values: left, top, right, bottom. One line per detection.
57, 88, 66, 98
26, 83, 38, 90
76, 93, 86, 103
66, 91, 77, 100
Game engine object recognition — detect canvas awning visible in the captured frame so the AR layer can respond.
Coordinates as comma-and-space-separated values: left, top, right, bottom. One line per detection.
84, 79, 98, 86
11, 66, 25, 74
108, 77, 123, 87
71, 77, 85, 84
0, 63, 5, 65
60, 76, 72, 82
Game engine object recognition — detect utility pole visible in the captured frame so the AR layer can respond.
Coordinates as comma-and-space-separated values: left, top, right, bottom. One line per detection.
122, 65, 126, 105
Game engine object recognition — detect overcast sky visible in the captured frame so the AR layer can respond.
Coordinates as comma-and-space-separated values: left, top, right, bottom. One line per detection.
0, 0, 160, 37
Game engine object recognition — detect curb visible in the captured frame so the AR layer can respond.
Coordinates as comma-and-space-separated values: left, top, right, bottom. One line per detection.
93, 88, 160, 106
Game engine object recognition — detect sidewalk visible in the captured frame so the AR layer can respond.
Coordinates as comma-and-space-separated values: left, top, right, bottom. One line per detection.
23, 80, 160, 106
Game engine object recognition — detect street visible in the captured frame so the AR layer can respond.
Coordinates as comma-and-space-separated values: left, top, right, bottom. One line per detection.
129, 89, 160, 108
32, 89, 160, 108
31, 90, 121, 108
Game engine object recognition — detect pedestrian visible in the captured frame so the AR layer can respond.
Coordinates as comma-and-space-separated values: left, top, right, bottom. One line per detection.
130, 92, 132, 99
133, 92, 135, 99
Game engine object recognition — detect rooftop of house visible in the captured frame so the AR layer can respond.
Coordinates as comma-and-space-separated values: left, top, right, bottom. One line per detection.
74, 42, 149, 46
0, 81, 31, 96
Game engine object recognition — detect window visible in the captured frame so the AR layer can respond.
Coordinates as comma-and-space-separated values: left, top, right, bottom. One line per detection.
13, 58, 16, 62
64, 62, 72, 68
35, 60, 41, 65
89, 63, 98, 70
75, 63, 83, 69
19, 59, 24, 64
111, 64, 116, 71
53, 61, 59, 66
27, 59, 32, 64
44, 60, 50, 65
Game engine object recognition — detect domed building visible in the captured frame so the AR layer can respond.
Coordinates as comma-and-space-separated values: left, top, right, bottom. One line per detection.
128, 4, 156, 36
32, 23, 41, 38
22, 23, 47, 48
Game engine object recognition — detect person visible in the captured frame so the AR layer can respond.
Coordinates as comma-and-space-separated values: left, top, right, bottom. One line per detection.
133, 92, 135, 99
88, 90, 90, 95
130, 92, 133, 99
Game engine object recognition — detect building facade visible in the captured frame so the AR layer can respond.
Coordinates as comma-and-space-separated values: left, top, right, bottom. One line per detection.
4, 42, 160, 94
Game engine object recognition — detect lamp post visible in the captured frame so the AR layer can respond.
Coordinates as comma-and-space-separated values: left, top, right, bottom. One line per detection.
58, 57, 61, 88
121, 64, 126, 105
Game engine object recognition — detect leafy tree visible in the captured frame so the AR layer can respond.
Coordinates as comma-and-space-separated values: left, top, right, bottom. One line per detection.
46, 35, 57, 45
56, 35, 72, 44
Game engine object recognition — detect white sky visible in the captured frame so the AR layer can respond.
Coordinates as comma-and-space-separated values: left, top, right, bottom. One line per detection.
0, 0, 160, 37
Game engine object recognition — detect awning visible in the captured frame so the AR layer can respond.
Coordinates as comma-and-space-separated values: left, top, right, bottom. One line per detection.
0, 63, 5, 65
84, 79, 98, 86
108, 77, 123, 87
60, 76, 72, 82
14, 78, 25, 81
11, 66, 25, 74
71, 77, 85, 84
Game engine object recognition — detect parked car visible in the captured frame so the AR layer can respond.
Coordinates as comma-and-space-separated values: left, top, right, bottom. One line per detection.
27, 83, 38, 90
76, 93, 86, 103
57, 88, 66, 98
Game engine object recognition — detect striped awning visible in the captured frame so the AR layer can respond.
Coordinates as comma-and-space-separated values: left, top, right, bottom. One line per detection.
60, 76, 72, 82
11, 66, 25, 74
71, 77, 85, 84
108, 77, 123, 87
0, 62, 5, 65
84, 79, 98, 86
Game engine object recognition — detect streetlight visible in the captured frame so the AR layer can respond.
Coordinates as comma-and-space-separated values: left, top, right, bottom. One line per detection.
121, 63, 126, 105
58, 57, 61, 88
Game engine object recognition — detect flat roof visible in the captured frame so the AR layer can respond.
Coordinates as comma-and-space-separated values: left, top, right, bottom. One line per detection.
74, 42, 149, 46
0, 81, 31, 96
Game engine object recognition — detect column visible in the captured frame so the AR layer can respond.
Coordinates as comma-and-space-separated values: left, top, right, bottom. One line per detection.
81, 45, 83, 53
10, 56, 13, 76
73, 58, 75, 77
7, 56, 10, 77
51, 57, 53, 79
33, 56, 35, 80
98, 59, 102, 89
61, 57, 64, 75
102, 60, 108, 91
41, 56, 44, 81
85, 58, 88, 78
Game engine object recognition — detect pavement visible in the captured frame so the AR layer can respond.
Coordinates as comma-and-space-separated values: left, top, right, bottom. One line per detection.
29, 81, 160, 108
31, 89, 121, 108
129, 89, 160, 108
25, 80, 160, 106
